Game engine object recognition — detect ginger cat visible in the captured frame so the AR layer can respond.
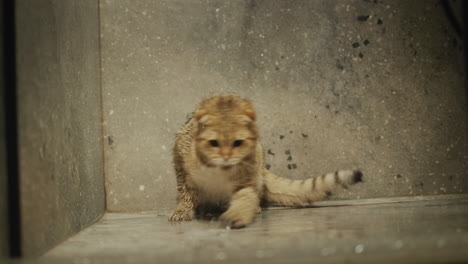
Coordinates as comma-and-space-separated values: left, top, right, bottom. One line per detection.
169, 95, 362, 228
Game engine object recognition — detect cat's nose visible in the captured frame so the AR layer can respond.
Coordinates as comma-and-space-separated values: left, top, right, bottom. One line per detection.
220, 148, 231, 161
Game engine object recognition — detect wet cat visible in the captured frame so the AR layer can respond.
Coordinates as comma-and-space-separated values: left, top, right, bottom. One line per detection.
169, 94, 362, 228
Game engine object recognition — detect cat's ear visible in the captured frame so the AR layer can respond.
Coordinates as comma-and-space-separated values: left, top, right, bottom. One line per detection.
239, 109, 256, 123
195, 109, 211, 124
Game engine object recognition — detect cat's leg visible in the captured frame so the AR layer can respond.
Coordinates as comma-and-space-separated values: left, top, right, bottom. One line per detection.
220, 187, 260, 229
169, 179, 198, 221
169, 185, 197, 221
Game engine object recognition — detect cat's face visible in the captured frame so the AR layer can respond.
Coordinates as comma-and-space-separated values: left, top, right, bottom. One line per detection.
195, 115, 257, 168
193, 95, 258, 168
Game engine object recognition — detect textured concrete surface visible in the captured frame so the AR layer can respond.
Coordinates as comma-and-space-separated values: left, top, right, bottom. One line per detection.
16, 0, 105, 256
100, 0, 468, 212
44, 195, 468, 263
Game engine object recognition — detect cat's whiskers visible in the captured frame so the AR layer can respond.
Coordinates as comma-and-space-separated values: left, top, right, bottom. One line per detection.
239, 159, 256, 170
209, 156, 242, 167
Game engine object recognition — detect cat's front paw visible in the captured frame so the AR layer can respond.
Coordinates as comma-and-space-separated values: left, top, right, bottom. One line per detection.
220, 208, 254, 229
169, 208, 194, 221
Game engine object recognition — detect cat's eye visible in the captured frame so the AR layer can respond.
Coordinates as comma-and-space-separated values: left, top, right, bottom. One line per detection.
233, 140, 243, 147
209, 140, 219, 147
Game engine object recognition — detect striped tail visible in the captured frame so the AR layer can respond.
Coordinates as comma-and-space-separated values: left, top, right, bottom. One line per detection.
263, 169, 363, 206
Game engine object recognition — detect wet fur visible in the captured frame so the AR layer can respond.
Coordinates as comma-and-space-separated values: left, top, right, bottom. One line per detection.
169, 95, 362, 228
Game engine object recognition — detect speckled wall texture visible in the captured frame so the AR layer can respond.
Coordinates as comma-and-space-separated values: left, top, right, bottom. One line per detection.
100, 0, 468, 211
16, 0, 105, 256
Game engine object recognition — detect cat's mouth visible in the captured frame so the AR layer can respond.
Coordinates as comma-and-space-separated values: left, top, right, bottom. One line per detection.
211, 158, 240, 167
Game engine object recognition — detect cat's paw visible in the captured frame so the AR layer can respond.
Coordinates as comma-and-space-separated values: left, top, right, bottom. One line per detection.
169, 208, 194, 221
220, 208, 254, 229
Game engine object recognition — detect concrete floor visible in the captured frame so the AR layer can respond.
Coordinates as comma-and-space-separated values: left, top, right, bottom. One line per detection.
41, 195, 468, 264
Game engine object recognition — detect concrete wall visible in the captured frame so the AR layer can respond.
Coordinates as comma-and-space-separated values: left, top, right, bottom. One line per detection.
16, 0, 105, 255
100, 0, 468, 212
